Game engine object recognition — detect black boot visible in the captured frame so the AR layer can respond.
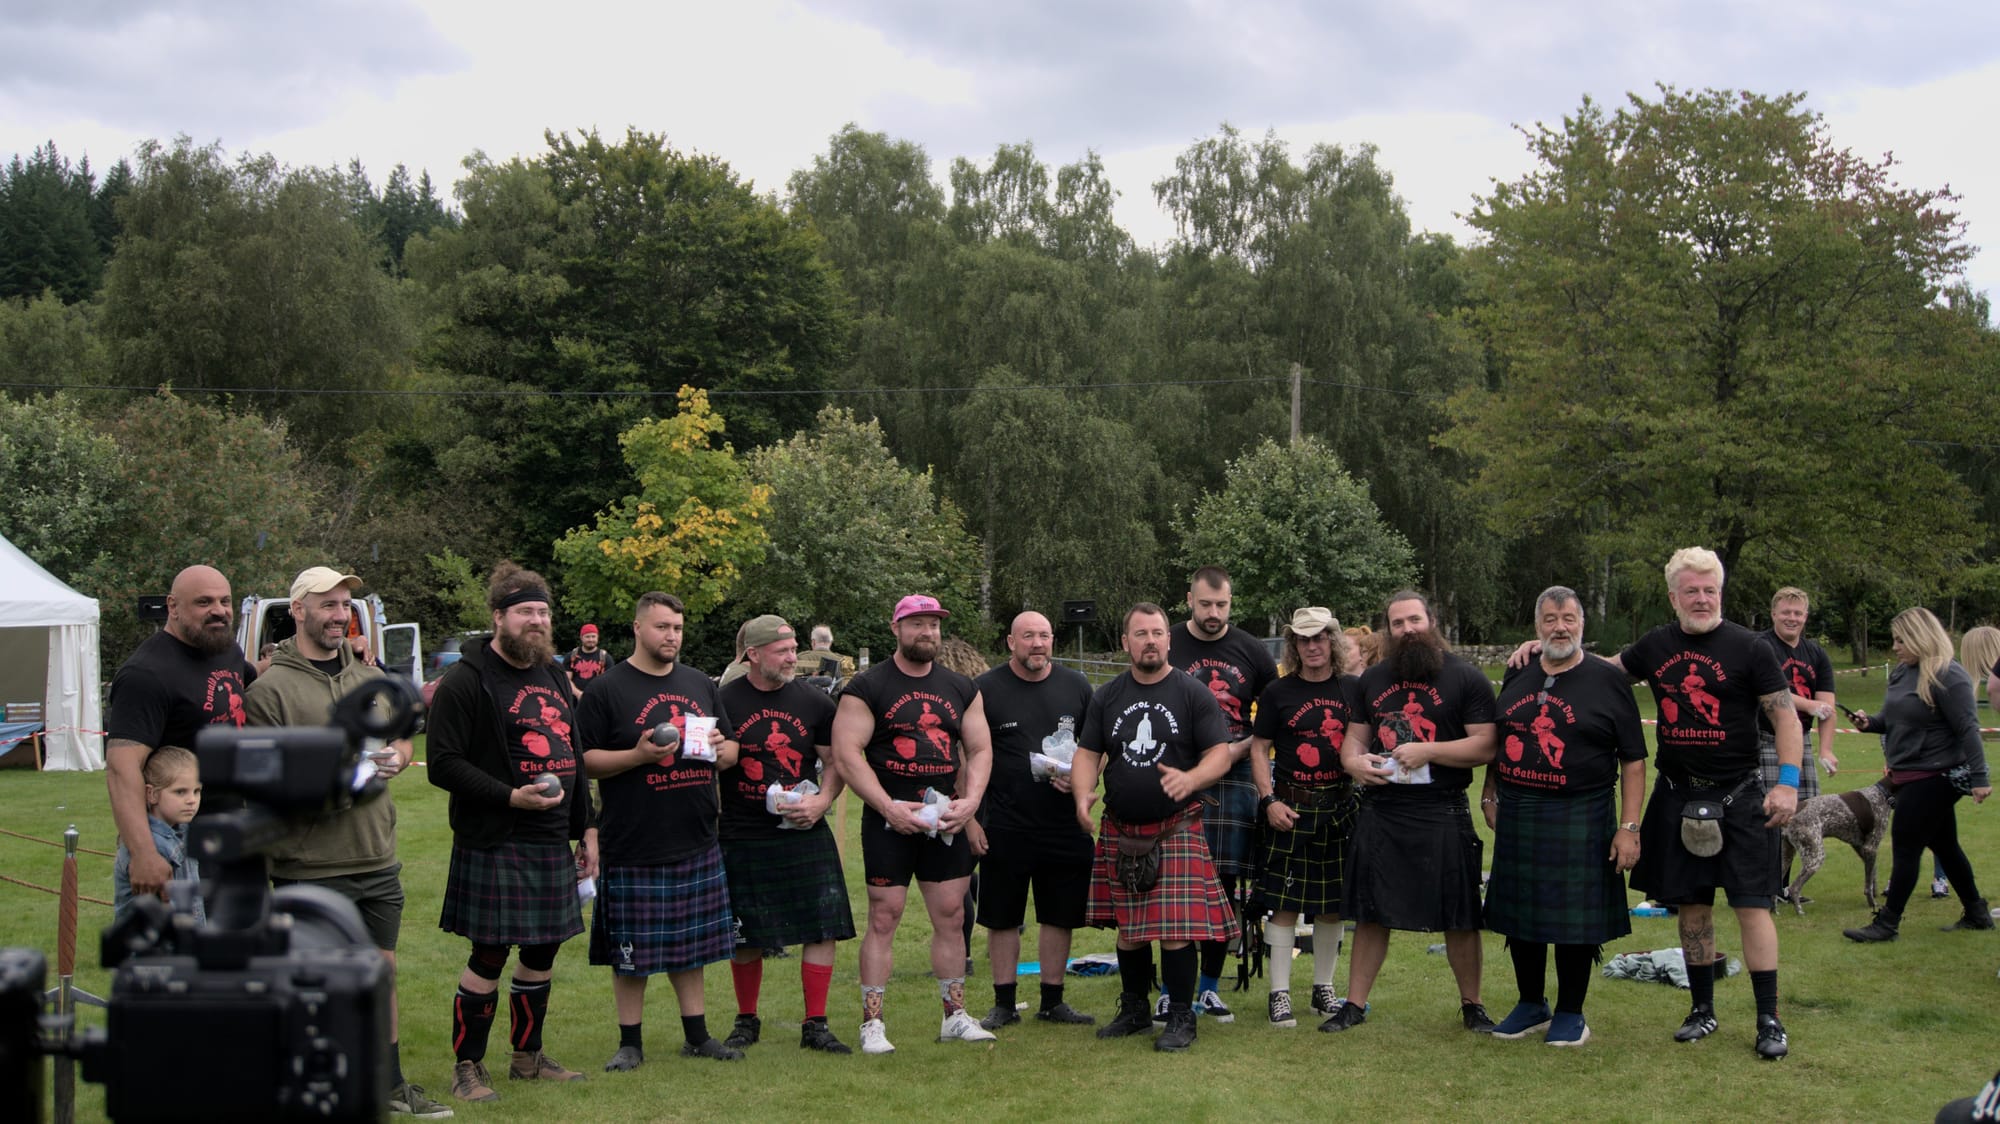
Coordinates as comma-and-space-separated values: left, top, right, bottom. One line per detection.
1942, 898, 1995, 932
1095, 993, 1155, 1040
1842, 909, 1901, 942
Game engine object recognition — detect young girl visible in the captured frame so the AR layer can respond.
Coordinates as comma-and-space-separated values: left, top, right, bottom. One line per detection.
112, 746, 206, 924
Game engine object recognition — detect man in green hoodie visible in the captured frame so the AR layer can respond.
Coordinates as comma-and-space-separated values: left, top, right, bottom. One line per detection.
244, 565, 446, 1119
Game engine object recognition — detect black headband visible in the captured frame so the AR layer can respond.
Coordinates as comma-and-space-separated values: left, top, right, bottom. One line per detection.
494, 586, 551, 611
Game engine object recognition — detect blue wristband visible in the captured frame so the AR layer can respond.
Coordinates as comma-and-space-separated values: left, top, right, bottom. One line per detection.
1776, 763, 1801, 788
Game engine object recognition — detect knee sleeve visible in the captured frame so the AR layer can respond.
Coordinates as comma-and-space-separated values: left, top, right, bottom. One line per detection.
466, 943, 509, 981
516, 942, 559, 972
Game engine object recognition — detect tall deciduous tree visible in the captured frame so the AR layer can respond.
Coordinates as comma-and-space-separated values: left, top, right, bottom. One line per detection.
0, 393, 124, 581
732, 406, 982, 660
1176, 437, 1417, 632
1447, 87, 1982, 619
553, 387, 770, 628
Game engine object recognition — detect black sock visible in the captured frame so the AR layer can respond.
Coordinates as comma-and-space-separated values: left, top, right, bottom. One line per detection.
1039, 982, 1065, 1013
388, 1040, 404, 1087
1162, 945, 1198, 1010
1686, 959, 1715, 1011
1749, 969, 1779, 1019
1507, 938, 1548, 1007
508, 978, 551, 1052
994, 981, 1018, 1011
1553, 944, 1596, 1015
1198, 938, 1227, 980
619, 1022, 642, 1050
682, 1013, 710, 1047
1116, 944, 1153, 999
453, 986, 498, 1062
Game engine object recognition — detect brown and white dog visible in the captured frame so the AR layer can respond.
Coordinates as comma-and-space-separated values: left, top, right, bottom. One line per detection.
1779, 777, 1894, 916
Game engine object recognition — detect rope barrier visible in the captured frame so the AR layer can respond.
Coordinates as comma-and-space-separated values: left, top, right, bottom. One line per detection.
0, 873, 111, 907
0, 827, 114, 857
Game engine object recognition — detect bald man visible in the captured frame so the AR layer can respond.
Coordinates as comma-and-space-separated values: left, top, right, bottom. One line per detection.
972, 611, 1099, 1029
105, 565, 255, 901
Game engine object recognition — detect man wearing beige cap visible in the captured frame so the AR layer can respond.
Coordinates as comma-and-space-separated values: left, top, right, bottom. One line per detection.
832, 593, 994, 1053
243, 567, 443, 1118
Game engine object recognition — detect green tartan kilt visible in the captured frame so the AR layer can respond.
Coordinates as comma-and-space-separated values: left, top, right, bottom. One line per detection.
720, 828, 857, 948
1483, 785, 1631, 946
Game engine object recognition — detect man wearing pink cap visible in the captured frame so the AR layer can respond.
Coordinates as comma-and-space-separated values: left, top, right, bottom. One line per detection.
567, 624, 613, 696
832, 594, 994, 1054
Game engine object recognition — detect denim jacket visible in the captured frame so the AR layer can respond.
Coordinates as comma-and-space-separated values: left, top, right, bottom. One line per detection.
113, 815, 206, 925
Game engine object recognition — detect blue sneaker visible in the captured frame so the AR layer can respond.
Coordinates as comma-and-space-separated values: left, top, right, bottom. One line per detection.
1490, 1001, 1552, 1040
1545, 1011, 1590, 1047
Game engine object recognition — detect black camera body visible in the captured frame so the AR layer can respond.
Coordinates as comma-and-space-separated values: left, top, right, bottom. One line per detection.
8, 676, 421, 1123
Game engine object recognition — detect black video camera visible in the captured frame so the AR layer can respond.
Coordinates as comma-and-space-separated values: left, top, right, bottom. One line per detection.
6, 676, 422, 1122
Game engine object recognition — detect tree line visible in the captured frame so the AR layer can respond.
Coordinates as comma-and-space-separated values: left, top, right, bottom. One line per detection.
2, 85, 1995, 672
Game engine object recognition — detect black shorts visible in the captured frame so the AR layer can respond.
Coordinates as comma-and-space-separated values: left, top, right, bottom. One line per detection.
1629, 774, 1781, 910
861, 805, 975, 888
975, 824, 1093, 931
273, 863, 404, 951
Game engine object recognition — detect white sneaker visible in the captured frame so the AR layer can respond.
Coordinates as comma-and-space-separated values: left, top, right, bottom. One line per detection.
859, 1018, 895, 1055
938, 1009, 997, 1043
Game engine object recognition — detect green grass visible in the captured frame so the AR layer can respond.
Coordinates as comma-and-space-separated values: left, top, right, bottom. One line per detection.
5, 680, 1997, 1123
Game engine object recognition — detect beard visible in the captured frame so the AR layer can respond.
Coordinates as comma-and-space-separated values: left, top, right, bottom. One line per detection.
751, 659, 795, 687
898, 636, 938, 666
1542, 637, 1580, 663
498, 624, 556, 667
1131, 648, 1166, 673
180, 614, 234, 657
1385, 626, 1447, 682
1677, 612, 1720, 636
1192, 616, 1225, 639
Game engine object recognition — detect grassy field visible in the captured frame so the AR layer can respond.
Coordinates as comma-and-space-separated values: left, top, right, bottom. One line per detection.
3, 664, 1996, 1123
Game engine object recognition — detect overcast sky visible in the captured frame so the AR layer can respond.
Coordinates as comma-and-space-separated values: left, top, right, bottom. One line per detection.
4, 0, 1996, 298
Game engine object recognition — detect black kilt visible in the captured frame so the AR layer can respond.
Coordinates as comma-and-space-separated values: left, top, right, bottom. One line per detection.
588, 846, 736, 975
1344, 788, 1484, 932
440, 840, 583, 946
721, 829, 856, 948
1484, 785, 1631, 945
1629, 773, 1782, 906
1255, 788, 1357, 916
1202, 759, 1259, 882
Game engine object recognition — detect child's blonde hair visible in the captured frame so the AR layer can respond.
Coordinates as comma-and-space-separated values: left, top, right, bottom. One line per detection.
142, 746, 199, 796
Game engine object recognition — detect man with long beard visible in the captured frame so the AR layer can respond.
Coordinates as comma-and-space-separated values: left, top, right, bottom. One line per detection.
832, 594, 994, 1054
579, 592, 741, 1069
1328, 590, 1497, 1034
1166, 566, 1276, 1020
427, 563, 598, 1103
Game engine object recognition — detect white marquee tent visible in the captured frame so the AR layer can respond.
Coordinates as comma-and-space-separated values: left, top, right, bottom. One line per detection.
0, 533, 102, 770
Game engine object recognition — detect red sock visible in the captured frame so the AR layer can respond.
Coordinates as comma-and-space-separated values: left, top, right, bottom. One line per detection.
801, 961, 833, 1020
730, 957, 764, 1016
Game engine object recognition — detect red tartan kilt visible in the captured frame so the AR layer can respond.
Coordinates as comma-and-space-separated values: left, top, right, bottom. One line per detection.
1086, 804, 1240, 944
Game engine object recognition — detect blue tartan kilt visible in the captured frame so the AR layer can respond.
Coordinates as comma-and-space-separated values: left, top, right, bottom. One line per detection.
588, 846, 736, 976
439, 840, 583, 947
1201, 759, 1259, 882
721, 829, 856, 948
1483, 785, 1631, 946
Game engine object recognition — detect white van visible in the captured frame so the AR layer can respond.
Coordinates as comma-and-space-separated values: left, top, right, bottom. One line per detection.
237, 592, 424, 691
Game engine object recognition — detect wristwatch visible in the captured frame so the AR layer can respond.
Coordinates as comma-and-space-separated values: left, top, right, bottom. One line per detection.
1619, 822, 1641, 834
1257, 794, 1278, 814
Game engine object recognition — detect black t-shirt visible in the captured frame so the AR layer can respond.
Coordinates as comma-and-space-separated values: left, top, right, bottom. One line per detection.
568, 647, 613, 686
1251, 673, 1363, 789
107, 630, 256, 749
1080, 669, 1230, 824
717, 676, 836, 842
1168, 623, 1277, 742
480, 658, 580, 845
1756, 630, 1835, 736
842, 660, 979, 802
1620, 621, 1786, 779
1354, 654, 1497, 792
975, 662, 1095, 834
1494, 658, 1648, 794
575, 661, 731, 865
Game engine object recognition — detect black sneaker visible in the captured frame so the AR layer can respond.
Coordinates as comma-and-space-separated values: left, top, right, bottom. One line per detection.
1036, 1002, 1096, 1025
1673, 1004, 1718, 1043
1754, 1014, 1788, 1060
1461, 1001, 1496, 1033
798, 1017, 852, 1054
1317, 1001, 1367, 1033
1268, 990, 1297, 1028
980, 1004, 1022, 1030
1097, 992, 1156, 1039
1155, 1006, 1198, 1052
1309, 984, 1340, 1017
680, 1037, 744, 1061
602, 1046, 643, 1072
723, 1013, 761, 1049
